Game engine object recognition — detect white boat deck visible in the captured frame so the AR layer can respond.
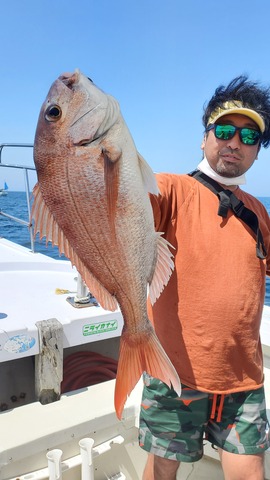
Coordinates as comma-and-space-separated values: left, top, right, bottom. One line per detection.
0, 236, 270, 479
0, 238, 124, 362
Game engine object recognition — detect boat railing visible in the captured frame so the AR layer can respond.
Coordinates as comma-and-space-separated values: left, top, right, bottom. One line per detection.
0, 143, 92, 303
0, 143, 35, 251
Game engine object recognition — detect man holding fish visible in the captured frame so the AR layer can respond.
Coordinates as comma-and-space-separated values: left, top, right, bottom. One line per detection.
139, 76, 270, 479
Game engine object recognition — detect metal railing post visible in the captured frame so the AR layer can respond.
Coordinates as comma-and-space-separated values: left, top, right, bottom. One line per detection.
0, 143, 35, 251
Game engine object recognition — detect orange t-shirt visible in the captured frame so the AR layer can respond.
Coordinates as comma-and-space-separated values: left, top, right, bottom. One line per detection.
148, 173, 270, 394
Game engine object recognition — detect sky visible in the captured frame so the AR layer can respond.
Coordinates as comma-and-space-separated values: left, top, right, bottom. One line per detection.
0, 0, 270, 196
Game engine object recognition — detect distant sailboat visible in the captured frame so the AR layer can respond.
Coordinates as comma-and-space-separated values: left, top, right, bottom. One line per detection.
0, 182, 8, 196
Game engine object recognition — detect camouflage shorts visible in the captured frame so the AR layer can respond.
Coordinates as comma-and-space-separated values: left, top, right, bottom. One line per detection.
139, 375, 269, 463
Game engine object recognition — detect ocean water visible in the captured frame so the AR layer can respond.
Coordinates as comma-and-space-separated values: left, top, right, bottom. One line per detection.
1, 192, 270, 306
0, 191, 67, 260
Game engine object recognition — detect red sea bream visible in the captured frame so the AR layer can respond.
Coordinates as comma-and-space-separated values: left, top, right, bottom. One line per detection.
31, 70, 181, 419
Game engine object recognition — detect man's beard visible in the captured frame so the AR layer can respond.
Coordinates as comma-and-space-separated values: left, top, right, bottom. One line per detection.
215, 160, 241, 178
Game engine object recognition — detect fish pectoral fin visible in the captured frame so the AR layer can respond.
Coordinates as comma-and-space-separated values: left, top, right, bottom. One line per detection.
149, 232, 175, 305
114, 328, 181, 420
138, 152, 159, 195
102, 142, 122, 163
103, 146, 121, 233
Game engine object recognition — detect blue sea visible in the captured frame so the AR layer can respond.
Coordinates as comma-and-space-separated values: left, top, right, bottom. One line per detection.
1, 192, 270, 306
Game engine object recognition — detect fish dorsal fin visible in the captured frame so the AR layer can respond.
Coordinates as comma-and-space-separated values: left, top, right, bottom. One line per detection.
31, 184, 54, 243
31, 184, 118, 311
149, 232, 175, 305
138, 152, 159, 195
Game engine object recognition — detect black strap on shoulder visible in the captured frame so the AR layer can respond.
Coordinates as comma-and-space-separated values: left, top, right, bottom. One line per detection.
189, 169, 267, 260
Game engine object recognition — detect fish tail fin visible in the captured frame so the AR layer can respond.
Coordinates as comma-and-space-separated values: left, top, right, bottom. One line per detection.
114, 328, 181, 419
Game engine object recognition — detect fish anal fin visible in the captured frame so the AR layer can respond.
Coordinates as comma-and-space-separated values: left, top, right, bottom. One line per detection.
114, 328, 181, 420
149, 232, 175, 305
79, 264, 119, 312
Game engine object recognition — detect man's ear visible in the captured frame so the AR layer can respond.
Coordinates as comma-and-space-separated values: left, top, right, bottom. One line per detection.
201, 135, 206, 150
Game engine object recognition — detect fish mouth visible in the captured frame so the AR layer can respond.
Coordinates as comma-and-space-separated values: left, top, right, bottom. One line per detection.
58, 69, 94, 91
59, 71, 80, 90
51, 70, 119, 146
54, 70, 102, 146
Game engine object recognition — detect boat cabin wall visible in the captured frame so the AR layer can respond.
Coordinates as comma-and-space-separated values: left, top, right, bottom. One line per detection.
0, 336, 120, 411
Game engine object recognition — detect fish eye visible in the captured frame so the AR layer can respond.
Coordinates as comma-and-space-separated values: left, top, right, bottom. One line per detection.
45, 105, 62, 122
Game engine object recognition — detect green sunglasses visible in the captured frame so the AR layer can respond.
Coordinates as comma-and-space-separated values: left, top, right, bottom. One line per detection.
206, 124, 262, 146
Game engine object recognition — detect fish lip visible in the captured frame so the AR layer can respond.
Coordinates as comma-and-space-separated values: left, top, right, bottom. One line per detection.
59, 70, 80, 90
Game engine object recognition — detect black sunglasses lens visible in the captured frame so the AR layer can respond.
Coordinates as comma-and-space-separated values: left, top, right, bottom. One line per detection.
240, 128, 261, 145
214, 125, 236, 140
